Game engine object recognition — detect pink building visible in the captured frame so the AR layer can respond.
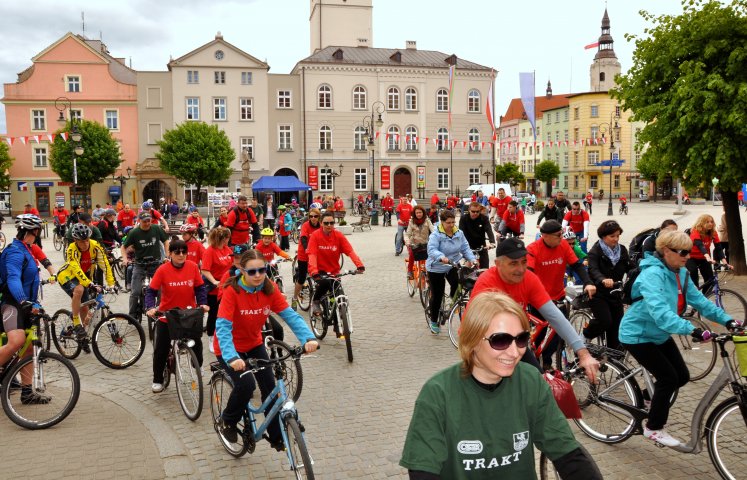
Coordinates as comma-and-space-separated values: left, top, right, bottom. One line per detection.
2, 32, 137, 216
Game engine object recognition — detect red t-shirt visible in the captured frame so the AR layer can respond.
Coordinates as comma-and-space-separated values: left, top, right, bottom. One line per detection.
307, 229, 363, 275
297, 221, 321, 262
563, 210, 589, 234
117, 209, 136, 228
469, 267, 551, 311
53, 209, 69, 225
255, 241, 284, 262
30, 244, 47, 264
501, 209, 525, 234
202, 245, 233, 295
447, 196, 458, 209
493, 196, 512, 217
186, 215, 204, 227
585, 194, 593, 204
620, 196, 627, 204
526, 239, 579, 300
381, 196, 394, 211
79, 249, 92, 278
431, 194, 440, 205
214, 279, 287, 355
334, 199, 344, 211
224, 207, 258, 245
24, 208, 40, 216
689, 230, 720, 260
149, 261, 204, 314
397, 203, 414, 226
185, 239, 205, 266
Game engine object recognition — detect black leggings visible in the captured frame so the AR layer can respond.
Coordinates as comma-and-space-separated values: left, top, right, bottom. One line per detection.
152, 321, 204, 384
427, 269, 458, 325
585, 296, 625, 350
686, 258, 713, 288
206, 294, 219, 337
622, 338, 689, 430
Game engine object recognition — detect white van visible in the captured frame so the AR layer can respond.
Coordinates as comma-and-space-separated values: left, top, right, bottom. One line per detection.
462, 183, 513, 204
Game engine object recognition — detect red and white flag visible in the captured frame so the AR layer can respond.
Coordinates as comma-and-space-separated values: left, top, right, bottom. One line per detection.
486, 79, 495, 135
584, 42, 599, 50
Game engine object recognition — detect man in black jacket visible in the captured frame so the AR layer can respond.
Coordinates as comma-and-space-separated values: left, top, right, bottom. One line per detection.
554, 191, 572, 217
536, 198, 563, 227
458, 202, 495, 268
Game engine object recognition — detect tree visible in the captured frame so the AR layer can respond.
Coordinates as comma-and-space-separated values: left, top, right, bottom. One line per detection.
494, 162, 525, 194
156, 122, 234, 204
534, 160, 560, 198
613, 0, 747, 273
50, 119, 121, 188
0, 142, 14, 191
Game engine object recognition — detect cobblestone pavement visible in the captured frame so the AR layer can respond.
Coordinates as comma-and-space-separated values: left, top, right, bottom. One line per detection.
0, 201, 743, 479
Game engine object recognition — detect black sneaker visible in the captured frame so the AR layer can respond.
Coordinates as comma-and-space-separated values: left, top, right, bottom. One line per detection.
21, 389, 52, 405
264, 434, 285, 452
218, 418, 238, 443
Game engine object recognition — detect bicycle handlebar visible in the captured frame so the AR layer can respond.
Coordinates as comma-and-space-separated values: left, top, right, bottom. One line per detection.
238, 345, 307, 377
315, 269, 361, 280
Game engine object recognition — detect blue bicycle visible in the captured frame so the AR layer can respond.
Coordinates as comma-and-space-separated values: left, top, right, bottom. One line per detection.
209, 343, 315, 478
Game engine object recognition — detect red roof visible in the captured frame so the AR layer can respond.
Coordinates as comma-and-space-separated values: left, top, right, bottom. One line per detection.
500, 95, 570, 124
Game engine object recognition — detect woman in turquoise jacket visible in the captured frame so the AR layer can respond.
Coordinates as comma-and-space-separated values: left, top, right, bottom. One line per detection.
426, 210, 475, 335
619, 230, 736, 448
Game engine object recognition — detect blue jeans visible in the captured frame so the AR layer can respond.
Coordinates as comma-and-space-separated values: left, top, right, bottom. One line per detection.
395, 225, 406, 254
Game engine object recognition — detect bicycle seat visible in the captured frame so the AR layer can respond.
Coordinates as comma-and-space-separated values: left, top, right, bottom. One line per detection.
209, 361, 224, 373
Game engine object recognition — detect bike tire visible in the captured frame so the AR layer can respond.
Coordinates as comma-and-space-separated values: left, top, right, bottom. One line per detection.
406, 272, 416, 297
267, 339, 303, 402
0, 349, 80, 430
53, 233, 63, 251
299, 279, 313, 312
292, 229, 300, 244
110, 259, 124, 280
310, 298, 328, 340
419, 278, 429, 309
283, 416, 315, 479
339, 304, 354, 362
175, 346, 203, 421
447, 301, 466, 349
676, 316, 717, 381
572, 357, 642, 444
707, 288, 747, 324
706, 396, 747, 480
210, 372, 250, 458
38, 314, 51, 351
50, 309, 82, 359
92, 313, 146, 369
538, 452, 560, 480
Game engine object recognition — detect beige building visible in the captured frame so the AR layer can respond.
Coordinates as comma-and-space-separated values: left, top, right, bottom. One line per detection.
136, 71, 173, 205
265, 73, 303, 199
310, 0, 373, 53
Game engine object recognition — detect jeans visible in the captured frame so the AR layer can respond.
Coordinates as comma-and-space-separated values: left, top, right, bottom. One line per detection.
395, 225, 406, 254
129, 262, 160, 318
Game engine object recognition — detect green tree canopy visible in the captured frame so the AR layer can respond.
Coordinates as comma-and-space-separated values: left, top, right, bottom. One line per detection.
0, 141, 14, 191
50, 120, 121, 188
534, 160, 560, 197
156, 122, 234, 202
494, 162, 525, 190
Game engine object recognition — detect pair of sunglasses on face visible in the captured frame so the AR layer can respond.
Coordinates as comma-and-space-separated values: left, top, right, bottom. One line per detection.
668, 247, 690, 257
242, 266, 268, 276
483, 331, 531, 350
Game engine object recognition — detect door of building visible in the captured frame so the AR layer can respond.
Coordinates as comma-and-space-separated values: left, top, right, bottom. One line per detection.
143, 180, 173, 210
35, 188, 50, 217
393, 168, 412, 199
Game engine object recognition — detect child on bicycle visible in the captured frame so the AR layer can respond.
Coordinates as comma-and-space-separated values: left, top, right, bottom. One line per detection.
214, 249, 318, 448
255, 227, 291, 277
619, 195, 628, 214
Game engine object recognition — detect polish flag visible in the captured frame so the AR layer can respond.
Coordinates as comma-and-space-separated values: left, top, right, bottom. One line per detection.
584, 42, 599, 50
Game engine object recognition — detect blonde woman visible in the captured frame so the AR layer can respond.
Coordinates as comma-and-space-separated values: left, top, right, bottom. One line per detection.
687, 214, 728, 288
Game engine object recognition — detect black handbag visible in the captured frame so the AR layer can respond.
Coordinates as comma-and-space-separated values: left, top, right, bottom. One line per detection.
411, 244, 428, 261
165, 307, 204, 340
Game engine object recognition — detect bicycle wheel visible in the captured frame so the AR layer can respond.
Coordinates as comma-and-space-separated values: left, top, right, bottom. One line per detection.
53, 232, 63, 251
209, 372, 250, 458
110, 259, 124, 280
292, 229, 300, 244
92, 313, 146, 369
267, 339, 303, 402
38, 314, 51, 351
447, 301, 466, 349
708, 288, 747, 323
706, 396, 747, 480
675, 316, 716, 381
0, 350, 80, 429
283, 416, 315, 479
556, 311, 594, 370
538, 452, 560, 480
0, 232, 6, 251
298, 279, 313, 312
571, 357, 642, 444
310, 298, 329, 340
50, 309, 82, 359
419, 277, 429, 309
406, 271, 416, 297
175, 346, 203, 421
339, 304, 353, 362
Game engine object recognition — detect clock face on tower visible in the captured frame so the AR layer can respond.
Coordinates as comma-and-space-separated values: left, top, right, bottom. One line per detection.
215, 50, 224, 60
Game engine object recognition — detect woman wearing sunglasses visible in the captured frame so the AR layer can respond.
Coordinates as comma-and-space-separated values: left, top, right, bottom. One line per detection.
145, 240, 208, 393
619, 230, 737, 447
214, 249, 319, 448
291, 208, 321, 311
202, 227, 233, 352
401, 291, 602, 479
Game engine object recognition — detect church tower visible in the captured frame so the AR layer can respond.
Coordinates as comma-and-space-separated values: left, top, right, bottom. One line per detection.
310, 0, 373, 53
589, 9, 621, 92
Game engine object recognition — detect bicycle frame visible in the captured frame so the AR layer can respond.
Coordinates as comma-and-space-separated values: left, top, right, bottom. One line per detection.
528, 313, 555, 359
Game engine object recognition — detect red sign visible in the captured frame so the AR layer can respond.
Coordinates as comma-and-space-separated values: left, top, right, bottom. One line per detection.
380, 166, 391, 190
58, 181, 73, 186
308, 166, 319, 190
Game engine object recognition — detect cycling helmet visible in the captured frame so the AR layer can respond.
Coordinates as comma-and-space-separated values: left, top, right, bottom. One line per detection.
123, 226, 134, 235
15, 214, 42, 231
562, 229, 576, 240
189, 206, 198, 212
179, 223, 198, 233
71, 223, 92, 240
142, 201, 152, 210
260, 227, 275, 236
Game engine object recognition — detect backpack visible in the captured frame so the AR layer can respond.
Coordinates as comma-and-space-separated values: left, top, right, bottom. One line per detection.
621, 267, 642, 305
628, 227, 657, 265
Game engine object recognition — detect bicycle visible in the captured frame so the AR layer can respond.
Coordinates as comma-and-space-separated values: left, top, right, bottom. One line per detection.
209, 347, 315, 478
524, 203, 535, 215
0, 305, 80, 429
133, 257, 163, 343
619, 203, 628, 215
106, 245, 125, 281
261, 320, 303, 403
566, 330, 747, 480
422, 260, 480, 348
310, 270, 359, 362
291, 256, 315, 313
49, 285, 145, 369
405, 245, 430, 308
267, 257, 291, 294
53, 224, 66, 251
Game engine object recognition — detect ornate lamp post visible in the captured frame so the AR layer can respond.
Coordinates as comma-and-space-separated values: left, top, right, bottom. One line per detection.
480, 163, 492, 184
112, 167, 132, 204
55, 97, 84, 187
324, 163, 343, 198
363, 101, 385, 206
598, 110, 621, 216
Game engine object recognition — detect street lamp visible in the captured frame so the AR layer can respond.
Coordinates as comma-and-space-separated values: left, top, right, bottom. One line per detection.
480, 163, 491, 183
598, 110, 621, 216
112, 167, 132, 204
362, 101, 385, 207
324, 163, 344, 197
55, 97, 84, 187
712, 177, 719, 206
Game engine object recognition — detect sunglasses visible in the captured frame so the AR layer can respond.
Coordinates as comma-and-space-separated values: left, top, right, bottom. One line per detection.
172, 249, 187, 255
483, 331, 531, 351
469, 210, 481, 214
309, 214, 320, 218
243, 266, 268, 276
322, 221, 335, 225
668, 247, 690, 257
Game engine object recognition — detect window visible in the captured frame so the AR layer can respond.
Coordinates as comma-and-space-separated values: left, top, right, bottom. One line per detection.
33, 147, 47, 168
147, 123, 162, 144
590, 175, 598, 189
563, 175, 568, 189
587, 151, 600, 165
563, 152, 569, 168
354, 168, 368, 191
186, 97, 200, 120
574, 151, 579, 167
353, 86, 366, 110
70, 110, 82, 122
574, 175, 579, 189
405, 87, 417, 111
522, 129, 526, 138
468, 128, 480, 152
437, 128, 449, 151
147, 87, 162, 108
590, 125, 599, 140
277, 90, 291, 109
573, 127, 579, 142
615, 105, 621, 117
437, 168, 450, 190
436, 88, 449, 112
405, 126, 418, 151
31, 110, 45, 131
564, 129, 569, 141
469, 168, 480, 185
105, 110, 119, 130
213, 98, 226, 121
555, 111, 560, 123
354, 127, 367, 151
387, 87, 400, 110
319, 125, 332, 150
614, 175, 620, 188
66, 76, 80, 92
573, 107, 579, 120
240, 137, 254, 162
278, 125, 292, 150
468, 89, 480, 112
318, 85, 332, 109
546, 132, 551, 143
555, 131, 560, 142
319, 167, 333, 191
590, 104, 599, 118
214, 71, 226, 84
387, 126, 400, 151
564, 110, 569, 121
240, 98, 253, 121
187, 70, 199, 84
241, 72, 253, 85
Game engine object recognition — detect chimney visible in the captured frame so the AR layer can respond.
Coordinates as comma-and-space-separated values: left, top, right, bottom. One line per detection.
357, 38, 369, 47
215, 31, 223, 40
406, 40, 417, 50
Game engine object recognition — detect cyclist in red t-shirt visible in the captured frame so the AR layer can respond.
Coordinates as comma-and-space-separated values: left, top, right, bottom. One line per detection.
180, 223, 205, 266
291, 208, 321, 311
496, 201, 525, 239
380, 193, 394, 227
117, 204, 137, 233
201, 227, 233, 352
255, 227, 291, 265
52, 204, 70, 237
224, 195, 258, 246
562, 201, 590, 252
395, 200, 414, 255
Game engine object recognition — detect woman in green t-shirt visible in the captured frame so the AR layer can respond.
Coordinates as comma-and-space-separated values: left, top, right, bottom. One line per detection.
400, 291, 602, 480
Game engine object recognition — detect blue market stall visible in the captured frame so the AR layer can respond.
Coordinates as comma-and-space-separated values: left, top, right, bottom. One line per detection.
252, 175, 312, 206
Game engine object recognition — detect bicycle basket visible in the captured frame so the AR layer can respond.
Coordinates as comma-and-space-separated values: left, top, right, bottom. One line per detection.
411, 245, 428, 261
461, 268, 484, 291
733, 335, 747, 377
571, 291, 590, 310
165, 308, 204, 341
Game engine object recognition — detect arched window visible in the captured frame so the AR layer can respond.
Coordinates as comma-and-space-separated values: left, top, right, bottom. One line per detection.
387, 126, 400, 151
436, 88, 449, 112
468, 128, 480, 152
468, 89, 481, 113
405, 87, 417, 111
437, 127, 449, 151
405, 126, 418, 151
354, 126, 366, 151
353, 86, 366, 110
318, 85, 332, 109
387, 87, 400, 110
319, 125, 332, 150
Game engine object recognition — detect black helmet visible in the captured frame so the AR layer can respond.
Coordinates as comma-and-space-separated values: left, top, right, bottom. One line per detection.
71, 223, 92, 240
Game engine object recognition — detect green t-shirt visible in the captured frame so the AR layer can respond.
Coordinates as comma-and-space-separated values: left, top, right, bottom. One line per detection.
123, 225, 168, 262
400, 362, 578, 479
250, 204, 264, 221
572, 242, 587, 261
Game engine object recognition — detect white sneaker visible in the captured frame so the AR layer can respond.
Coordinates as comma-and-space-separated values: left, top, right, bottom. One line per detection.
643, 426, 681, 447
208, 336, 215, 354
151, 383, 164, 393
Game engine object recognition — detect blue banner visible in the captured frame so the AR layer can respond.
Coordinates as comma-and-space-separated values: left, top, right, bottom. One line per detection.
519, 72, 536, 136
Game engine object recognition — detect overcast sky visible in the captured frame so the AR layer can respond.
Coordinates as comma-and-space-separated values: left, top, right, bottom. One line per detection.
0, 0, 688, 134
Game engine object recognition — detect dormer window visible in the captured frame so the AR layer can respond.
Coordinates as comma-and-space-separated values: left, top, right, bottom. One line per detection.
333, 49, 344, 60
390, 51, 402, 63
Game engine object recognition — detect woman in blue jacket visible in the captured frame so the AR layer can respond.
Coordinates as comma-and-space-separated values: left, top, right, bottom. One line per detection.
426, 210, 475, 335
619, 230, 736, 448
